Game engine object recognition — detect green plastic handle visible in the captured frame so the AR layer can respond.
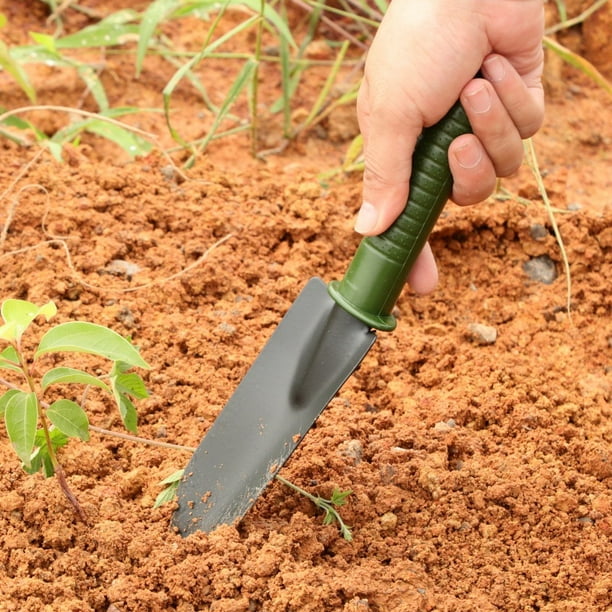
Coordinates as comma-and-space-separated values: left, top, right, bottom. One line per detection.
328, 100, 472, 331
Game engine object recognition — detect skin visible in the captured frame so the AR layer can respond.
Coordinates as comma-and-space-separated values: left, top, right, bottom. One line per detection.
355, 0, 545, 293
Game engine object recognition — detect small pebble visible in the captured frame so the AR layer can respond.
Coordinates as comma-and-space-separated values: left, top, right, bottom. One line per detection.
467, 322, 497, 345
116, 306, 136, 328
379, 512, 398, 531
529, 223, 548, 240
160, 165, 176, 181
339, 439, 363, 465
434, 419, 457, 432
523, 255, 558, 284
105, 259, 141, 279
217, 322, 236, 335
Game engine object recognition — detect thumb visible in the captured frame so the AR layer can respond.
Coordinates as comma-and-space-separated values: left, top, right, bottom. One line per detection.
355, 79, 423, 236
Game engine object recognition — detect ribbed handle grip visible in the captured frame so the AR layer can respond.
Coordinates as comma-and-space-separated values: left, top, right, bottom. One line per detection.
328, 101, 472, 331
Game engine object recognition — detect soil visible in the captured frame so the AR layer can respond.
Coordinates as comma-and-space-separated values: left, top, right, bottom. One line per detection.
0, 2, 610, 611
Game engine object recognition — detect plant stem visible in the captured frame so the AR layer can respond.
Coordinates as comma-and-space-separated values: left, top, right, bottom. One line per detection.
275, 475, 353, 541
545, 0, 608, 34
14, 341, 87, 522
89, 425, 196, 452
249, 0, 265, 156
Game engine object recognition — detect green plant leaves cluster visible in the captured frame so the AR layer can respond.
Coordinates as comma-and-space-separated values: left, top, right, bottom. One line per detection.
0, 298, 150, 477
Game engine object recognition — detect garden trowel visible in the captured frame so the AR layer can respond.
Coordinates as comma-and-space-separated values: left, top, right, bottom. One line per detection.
173, 100, 472, 536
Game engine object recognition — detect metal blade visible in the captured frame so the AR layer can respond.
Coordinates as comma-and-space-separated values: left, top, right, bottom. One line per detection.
173, 277, 375, 535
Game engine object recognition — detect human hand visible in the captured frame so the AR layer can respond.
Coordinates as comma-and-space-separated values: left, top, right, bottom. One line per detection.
355, 0, 545, 293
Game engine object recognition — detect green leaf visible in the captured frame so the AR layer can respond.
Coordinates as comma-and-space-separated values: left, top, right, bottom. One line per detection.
136, 0, 178, 77
240, 0, 296, 50
0, 111, 47, 142
36, 321, 150, 369
159, 468, 184, 486
76, 64, 109, 111
154, 468, 184, 508
0, 321, 17, 342
0, 346, 22, 373
47, 399, 90, 441
45, 140, 64, 161
0, 389, 22, 418
0, 40, 36, 102
111, 371, 149, 399
343, 133, 364, 170
28, 427, 69, 476
49, 108, 153, 156
29, 31, 57, 53
41, 367, 111, 393
55, 12, 140, 49
330, 488, 352, 507
0, 299, 57, 342
35, 425, 69, 449
10, 44, 62, 66
84, 119, 152, 157
115, 392, 138, 433
4, 391, 38, 469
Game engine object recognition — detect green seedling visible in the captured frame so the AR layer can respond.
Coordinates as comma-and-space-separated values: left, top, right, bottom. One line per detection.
0, 298, 150, 520
154, 468, 184, 509
156, 470, 354, 540
276, 475, 353, 541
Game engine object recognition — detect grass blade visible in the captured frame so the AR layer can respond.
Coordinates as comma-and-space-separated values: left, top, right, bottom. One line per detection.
50, 107, 154, 157
524, 138, 572, 317
0, 41, 36, 102
162, 7, 257, 148
544, 36, 612, 95
136, 0, 178, 76
198, 58, 257, 153
83, 120, 153, 156
298, 39, 350, 132
54, 10, 140, 48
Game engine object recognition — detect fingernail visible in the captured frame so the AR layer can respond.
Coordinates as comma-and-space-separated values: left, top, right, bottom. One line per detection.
354, 201, 378, 234
465, 84, 491, 114
483, 55, 505, 82
453, 142, 482, 169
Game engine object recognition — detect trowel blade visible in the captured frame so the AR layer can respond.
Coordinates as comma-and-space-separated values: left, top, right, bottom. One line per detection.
173, 277, 375, 536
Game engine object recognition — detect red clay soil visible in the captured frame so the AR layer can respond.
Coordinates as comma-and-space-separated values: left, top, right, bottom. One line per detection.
0, 1, 610, 611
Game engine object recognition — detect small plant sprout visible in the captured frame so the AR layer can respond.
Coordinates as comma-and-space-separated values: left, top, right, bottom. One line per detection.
0, 299, 150, 520
275, 475, 354, 541
154, 468, 184, 509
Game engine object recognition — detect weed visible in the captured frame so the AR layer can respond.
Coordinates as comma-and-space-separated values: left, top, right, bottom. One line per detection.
0, 298, 150, 520
276, 474, 354, 541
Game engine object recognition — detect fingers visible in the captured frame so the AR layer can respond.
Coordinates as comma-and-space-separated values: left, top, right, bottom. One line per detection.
481, 54, 545, 140
407, 242, 438, 295
448, 134, 497, 206
355, 77, 422, 235
450, 54, 545, 206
